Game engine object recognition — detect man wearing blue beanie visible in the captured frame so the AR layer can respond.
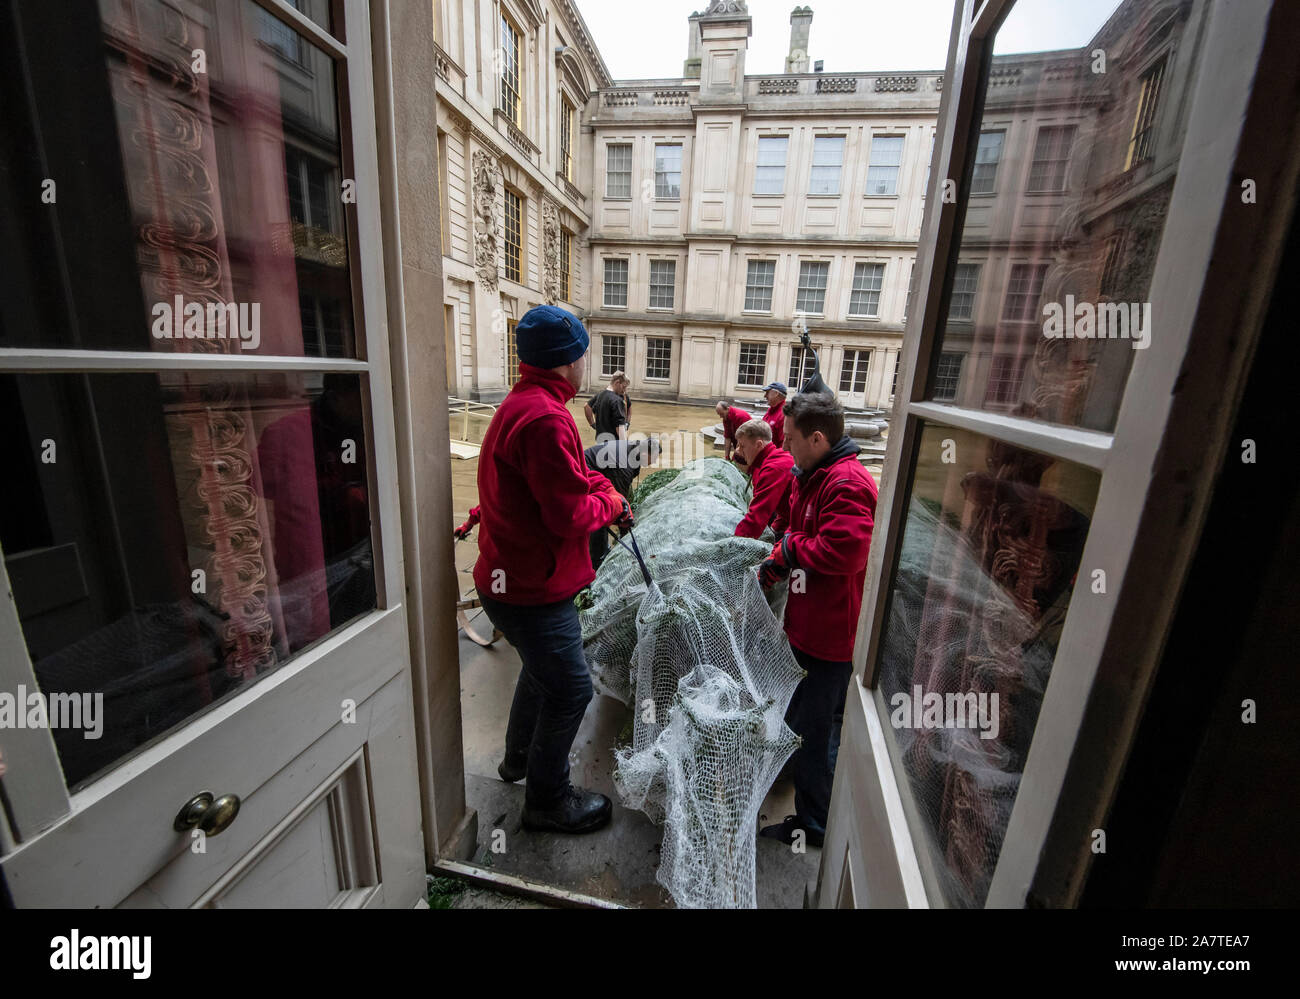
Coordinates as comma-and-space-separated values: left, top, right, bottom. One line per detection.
456, 304, 632, 833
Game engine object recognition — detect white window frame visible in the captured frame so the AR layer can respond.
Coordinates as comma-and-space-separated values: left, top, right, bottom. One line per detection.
601, 334, 626, 376
795, 260, 830, 316
754, 135, 788, 195
0, 0, 407, 872
736, 341, 768, 388
970, 129, 1004, 195
654, 142, 682, 200
644, 336, 672, 381
602, 257, 628, 309
744, 259, 777, 313
821, 0, 1296, 911
647, 259, 676, 310
605, 142, 632, 199
809, 135, 845, 196
848, 261, 886, 318
865, 133, 905, 197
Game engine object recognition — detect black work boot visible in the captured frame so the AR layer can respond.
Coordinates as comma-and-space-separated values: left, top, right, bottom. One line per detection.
521, 784, 612, 833
759, 814, 824, 848
497, 754, 527, 783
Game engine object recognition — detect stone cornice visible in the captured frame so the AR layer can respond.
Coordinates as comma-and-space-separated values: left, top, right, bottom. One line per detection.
588, 310, 907, 336
554, 0, 614, 89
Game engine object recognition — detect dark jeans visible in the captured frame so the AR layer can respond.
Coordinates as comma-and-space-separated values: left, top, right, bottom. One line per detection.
478, 593, 593, 808
784, 647, 853, 837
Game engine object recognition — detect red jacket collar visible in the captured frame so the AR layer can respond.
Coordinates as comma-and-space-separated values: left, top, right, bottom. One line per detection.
748, 441, 777, 474
516, 363, 578, 403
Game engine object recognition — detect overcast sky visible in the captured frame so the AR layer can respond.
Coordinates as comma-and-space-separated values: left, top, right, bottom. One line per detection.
573, 0, 1126, 81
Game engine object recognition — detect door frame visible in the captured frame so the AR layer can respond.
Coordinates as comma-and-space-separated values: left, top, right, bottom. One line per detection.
0, 0, 424, 907
818, 0, 1300, 907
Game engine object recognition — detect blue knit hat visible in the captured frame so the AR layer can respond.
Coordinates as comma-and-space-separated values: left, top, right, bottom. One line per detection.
515, 305, 589, 368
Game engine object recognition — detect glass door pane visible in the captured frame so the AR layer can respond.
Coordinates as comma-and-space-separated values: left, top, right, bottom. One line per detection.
878, 422, 1099, 906
874, 0, 1215, 906
925, 0, 1207, 432
0, 371, 376, 789
1, 0, 355, 357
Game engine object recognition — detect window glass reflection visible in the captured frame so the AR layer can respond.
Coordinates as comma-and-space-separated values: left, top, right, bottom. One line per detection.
877, 422, 1099, 907
0, 0, 352, 356
930, 0, 1208, 431
0, 372, 375, 789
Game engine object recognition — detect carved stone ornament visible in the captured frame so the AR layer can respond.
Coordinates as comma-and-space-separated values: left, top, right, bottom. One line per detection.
472, 149, 501, 291
541, 198, 561, 304
702, 0, 748, 14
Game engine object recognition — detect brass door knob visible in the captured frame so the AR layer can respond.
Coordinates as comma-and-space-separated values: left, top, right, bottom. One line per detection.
173, 791, 241, 836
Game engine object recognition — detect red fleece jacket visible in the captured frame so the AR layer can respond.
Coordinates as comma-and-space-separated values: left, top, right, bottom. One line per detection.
472, 364, 623, 604
735, 442, 795, 539
762, 402, 786, 449
772, 442, 877, 661
721, 406, 752, 445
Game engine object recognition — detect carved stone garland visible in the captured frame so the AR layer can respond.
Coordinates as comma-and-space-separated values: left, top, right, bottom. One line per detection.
541, 198, 561, 304
472, 149, 502, 291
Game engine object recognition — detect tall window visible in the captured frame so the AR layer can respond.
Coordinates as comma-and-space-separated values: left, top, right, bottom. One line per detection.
849, 262, 885, 317
503, 189, 522, 283
499, 14, 522, 127
655, 143, 682, 199
1099, 233, 1126, 297
606, 143, 632, 198
257, 0, 306, 65
1126, 58, 1167, 169
948, 263, 980, 320
560, 229, 572, 301
796, 261, 830, 315
603, 258, 628, 307
737, 342, 768, 387
506, 318, 519, 385
602, 335, 626, 376
866, 135, 904, 196
754, 136, 788, 194
648, 260, 676, 309
285, 148, 337, 236
646, 337, 672, 380
839, 349, 870, 394
789, 345, 818, 387
1002, 263, 1048, 321
745, 260, 776, 312
437, 132, 450, 251
971, 130, 1004, 194
933, 352, 963, 401
559, 98, 575, 182
809, 136, 845, 195
985, 354, 1027, 405
903, 260, 916, 322
1027, 125, 1076, 193
891, 356, 900, 396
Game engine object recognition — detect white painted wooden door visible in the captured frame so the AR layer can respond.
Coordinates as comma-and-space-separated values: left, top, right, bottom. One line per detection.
817, 0, 1288, 907
0, 0, 424, 908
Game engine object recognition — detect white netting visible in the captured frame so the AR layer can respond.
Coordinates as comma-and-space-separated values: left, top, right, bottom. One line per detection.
577, 457, 804, 908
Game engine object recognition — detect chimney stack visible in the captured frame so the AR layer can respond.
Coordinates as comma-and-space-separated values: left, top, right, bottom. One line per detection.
684, 13, 703, 79
786, 6, 813, 74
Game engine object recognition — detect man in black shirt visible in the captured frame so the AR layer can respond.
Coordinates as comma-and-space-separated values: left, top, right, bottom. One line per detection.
584, 435, 658, 569
584, 371, 630, 443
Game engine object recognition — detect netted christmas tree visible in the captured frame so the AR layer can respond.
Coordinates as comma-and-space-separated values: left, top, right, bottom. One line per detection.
578, 457, 803, 908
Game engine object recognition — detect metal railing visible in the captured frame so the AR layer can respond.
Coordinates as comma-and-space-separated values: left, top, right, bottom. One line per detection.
449, 397, 497, 444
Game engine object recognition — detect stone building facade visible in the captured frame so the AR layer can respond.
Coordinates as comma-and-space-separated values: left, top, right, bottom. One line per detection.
434, 0, 1193, 416
433, 0, 609, 401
